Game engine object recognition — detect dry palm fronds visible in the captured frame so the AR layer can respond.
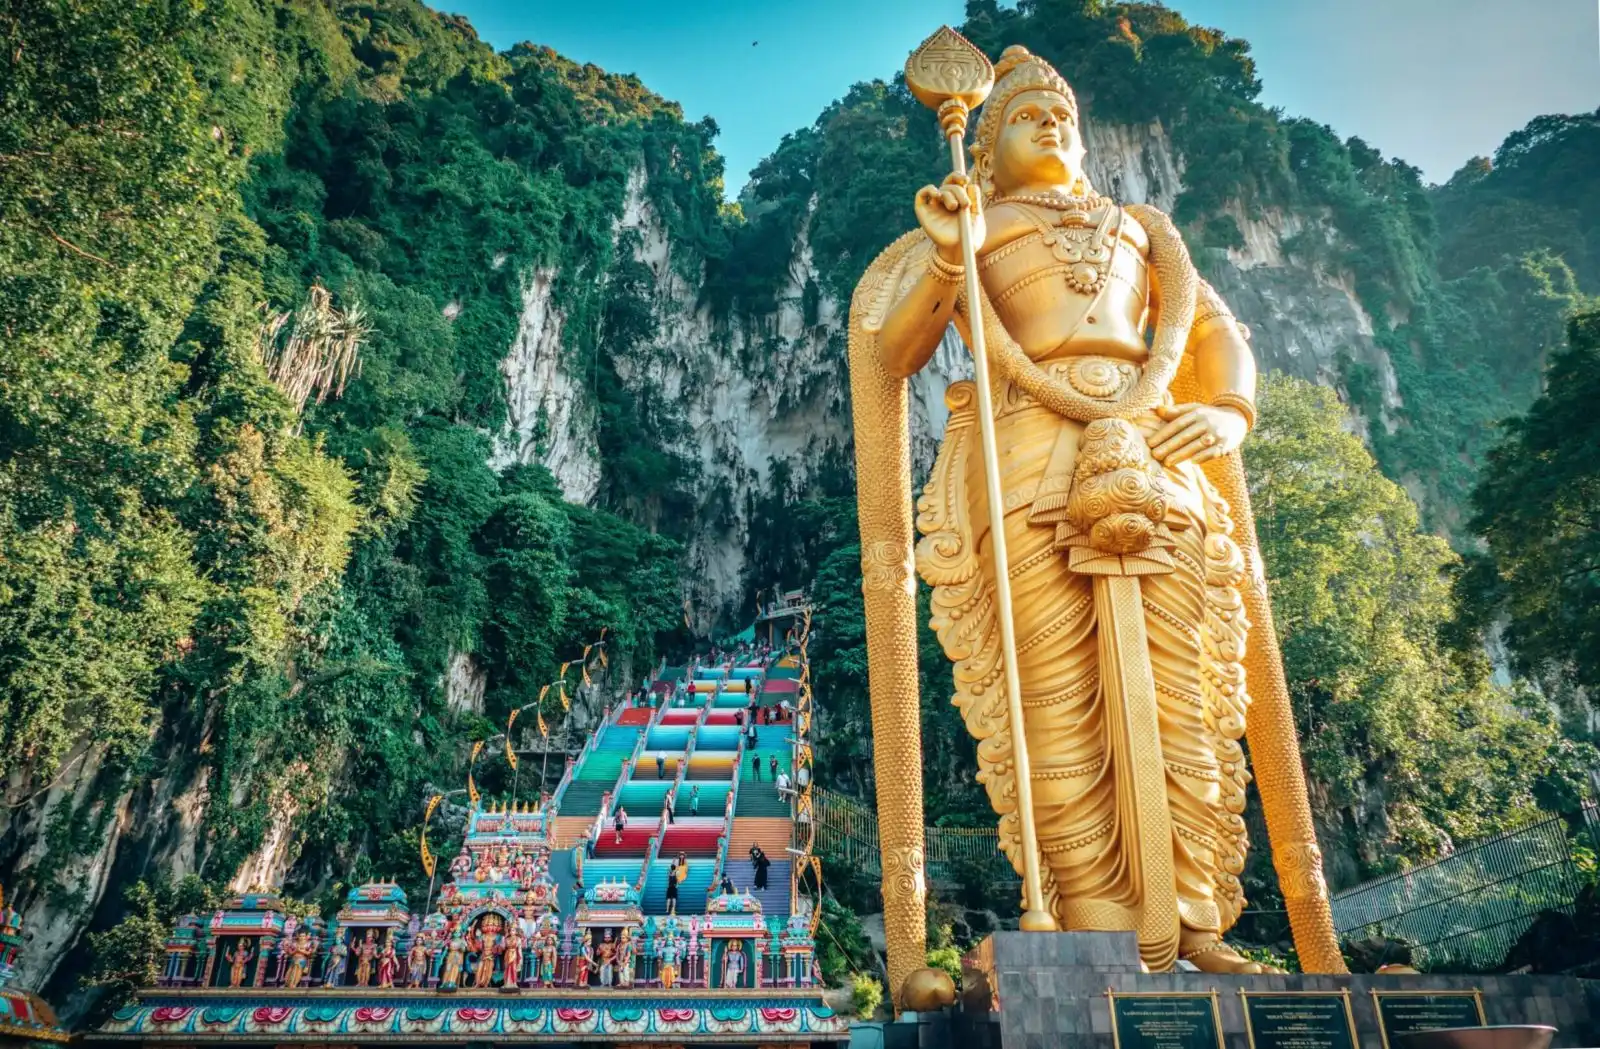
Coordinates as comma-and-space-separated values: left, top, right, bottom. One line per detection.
256, 282, 369, 415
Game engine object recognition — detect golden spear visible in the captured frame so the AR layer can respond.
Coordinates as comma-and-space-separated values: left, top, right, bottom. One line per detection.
903, 25, 1055, 933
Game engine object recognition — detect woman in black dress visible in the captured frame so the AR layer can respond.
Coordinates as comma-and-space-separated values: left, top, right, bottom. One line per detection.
750, 844, 771, 891
666, 851, 687, 916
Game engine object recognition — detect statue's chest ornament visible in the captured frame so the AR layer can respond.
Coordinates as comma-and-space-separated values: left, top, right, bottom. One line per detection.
995, 193, 1121, 295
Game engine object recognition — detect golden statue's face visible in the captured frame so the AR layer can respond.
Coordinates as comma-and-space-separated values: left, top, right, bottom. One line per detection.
991, 88, 1086, 192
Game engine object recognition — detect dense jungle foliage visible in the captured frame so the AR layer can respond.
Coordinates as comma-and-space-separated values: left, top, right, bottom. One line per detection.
3, 0, 1599, 1002
0, 0, 710, 931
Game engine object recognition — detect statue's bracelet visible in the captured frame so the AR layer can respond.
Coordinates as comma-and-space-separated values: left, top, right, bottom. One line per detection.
926, 251, 964, 285
1208, 392, 1257, 432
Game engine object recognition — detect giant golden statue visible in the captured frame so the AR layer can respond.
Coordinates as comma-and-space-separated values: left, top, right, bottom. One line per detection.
848, 30, 1345, 1004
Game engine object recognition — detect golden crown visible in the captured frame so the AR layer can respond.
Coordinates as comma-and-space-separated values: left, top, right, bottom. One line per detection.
972, 46, 1080, 161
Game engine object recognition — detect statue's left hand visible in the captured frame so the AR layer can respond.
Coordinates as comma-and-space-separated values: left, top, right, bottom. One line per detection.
1147, 403, 1248, 466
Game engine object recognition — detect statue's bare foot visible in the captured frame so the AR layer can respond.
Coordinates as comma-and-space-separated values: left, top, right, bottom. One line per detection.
1180, 938, 1284, 974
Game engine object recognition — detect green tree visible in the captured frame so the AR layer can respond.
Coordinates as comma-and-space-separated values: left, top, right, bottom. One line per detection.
1457, 306, 1600, 727
1244, 373, 1591, 891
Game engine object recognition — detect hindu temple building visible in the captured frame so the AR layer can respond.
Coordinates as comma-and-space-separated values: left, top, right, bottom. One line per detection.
1, 888, 70, 1046
89, 644, 845, 1046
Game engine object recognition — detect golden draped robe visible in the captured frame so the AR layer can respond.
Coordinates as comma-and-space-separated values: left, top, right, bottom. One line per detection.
850, 199, 1340, 984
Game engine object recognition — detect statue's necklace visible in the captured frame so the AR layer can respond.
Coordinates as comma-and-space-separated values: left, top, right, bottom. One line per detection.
991, 190, 1107, 216
999, 194, 1120, 296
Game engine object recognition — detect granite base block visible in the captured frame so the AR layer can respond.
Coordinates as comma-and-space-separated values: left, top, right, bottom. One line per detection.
945, 933, 1600, 1049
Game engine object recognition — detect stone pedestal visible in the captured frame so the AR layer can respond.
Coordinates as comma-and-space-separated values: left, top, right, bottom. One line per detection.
947, 932, 1600, 1049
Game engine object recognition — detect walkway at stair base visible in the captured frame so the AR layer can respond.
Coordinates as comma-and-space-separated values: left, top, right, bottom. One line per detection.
117, 803, 829, 1045
0, 896, 70, 1044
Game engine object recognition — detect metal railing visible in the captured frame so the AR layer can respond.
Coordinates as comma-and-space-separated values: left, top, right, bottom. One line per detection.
811, 786, 1014, 884
1330, 804, 1597, 971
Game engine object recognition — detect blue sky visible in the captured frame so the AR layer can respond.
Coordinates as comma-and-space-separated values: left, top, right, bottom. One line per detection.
443, 0, 1600, 196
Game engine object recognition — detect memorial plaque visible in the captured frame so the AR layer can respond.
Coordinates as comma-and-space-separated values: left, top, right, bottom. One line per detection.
1372, 991, 1486, 1049
1242, 991, 1358, 1049
1109, 991, 1225, 1049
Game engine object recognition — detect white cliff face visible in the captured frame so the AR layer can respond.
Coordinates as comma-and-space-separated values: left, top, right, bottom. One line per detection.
6, 745, 131, 990
489, 119, 1400, 618
443, 650, 487, 717
491, 267, 603, 502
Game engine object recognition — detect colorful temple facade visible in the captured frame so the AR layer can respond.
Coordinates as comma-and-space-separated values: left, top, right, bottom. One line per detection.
91, 644, 844, 1046
1, 888, 70, 1046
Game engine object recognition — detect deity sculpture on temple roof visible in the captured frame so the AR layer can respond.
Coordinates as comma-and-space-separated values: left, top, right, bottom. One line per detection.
617, 927, 636, 989
538, 933, 558, 987
377, 933, 398, 989
501, 925, 525, 990
282, 929, 314, 990
406, 936, 430, 988
223, 937, 254, 988
574, 929, 593, 987
353, 929, 378, 987
466, 915, 501, 988
439, 929, 466, 992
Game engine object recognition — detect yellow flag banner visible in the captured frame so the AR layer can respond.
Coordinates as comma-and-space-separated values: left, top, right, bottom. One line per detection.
419, 792, 443, 877
538, 709, 549, 738
505, 710, 520, 770
559, 682, 569, 711
468, 741, 484, 805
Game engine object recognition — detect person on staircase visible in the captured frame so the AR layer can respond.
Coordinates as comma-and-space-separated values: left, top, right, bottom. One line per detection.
769, 754, 779, 781
656, 753, 665, 778
750, 752, 762, 781
690, 784, 700, 817
750, 845, 771, 892
776, 770, 791, 798
666, 789, 676, 825
667, 852, 688, 916
613, 805, 628, 846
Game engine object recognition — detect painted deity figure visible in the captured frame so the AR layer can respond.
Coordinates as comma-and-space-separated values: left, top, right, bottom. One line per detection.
853, 42, 1285, 976
657, 932, 680, 990
501, 926, 525, 990
616, 927, 635, 989
596, 929, 616, 987
466, 916, 501, 988
439, 930, 466, 992
273, 917, 297, 984
407, 937, 430, 988
573, 930, 593, 987
282, 929, 314, 990
377, 934, 398, 989
224, 938, 254, 988
325, 936, 348, 987
353, 929, 378, 987
539, 933, 558, 987
450, 849, 472, 879
720, 941, 746, 989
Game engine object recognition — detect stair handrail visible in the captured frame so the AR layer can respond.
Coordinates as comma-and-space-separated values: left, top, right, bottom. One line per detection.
710, 732, 745, 898
548, 753, 579, 820
610, 726, 649, 816
634, 831, 659, 894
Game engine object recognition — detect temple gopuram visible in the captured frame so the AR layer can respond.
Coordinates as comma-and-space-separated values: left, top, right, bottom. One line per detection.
91, 645, 845, 1046
1, 887, 70, 1046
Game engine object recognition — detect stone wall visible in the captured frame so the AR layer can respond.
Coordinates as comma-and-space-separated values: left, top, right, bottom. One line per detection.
942, 933, 1600, 1049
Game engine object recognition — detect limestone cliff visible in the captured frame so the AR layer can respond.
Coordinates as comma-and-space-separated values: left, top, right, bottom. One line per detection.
490, 117, 1398, 620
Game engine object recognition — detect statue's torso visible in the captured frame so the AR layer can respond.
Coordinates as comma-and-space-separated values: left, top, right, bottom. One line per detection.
978, 201, 1151, 365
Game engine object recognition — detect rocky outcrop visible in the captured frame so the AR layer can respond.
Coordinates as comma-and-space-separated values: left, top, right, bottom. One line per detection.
490, 117, 1397, 620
